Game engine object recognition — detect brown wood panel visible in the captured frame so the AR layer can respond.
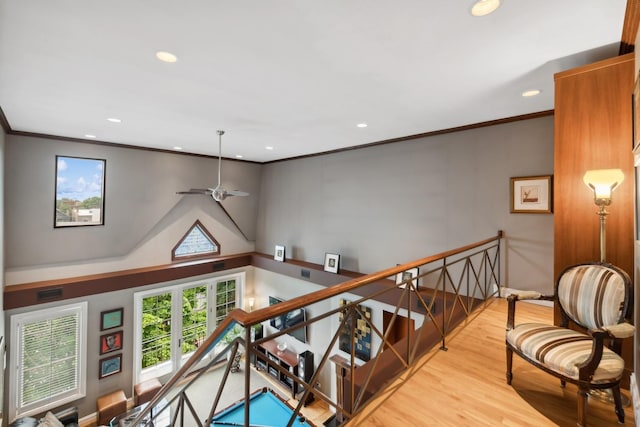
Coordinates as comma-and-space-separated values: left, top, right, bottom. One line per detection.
3, 253, 252, 310
554, 53, 635, 280
620, 0, 640, 54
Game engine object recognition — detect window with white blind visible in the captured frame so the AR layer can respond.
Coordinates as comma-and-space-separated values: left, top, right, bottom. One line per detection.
9, 302, 87, 421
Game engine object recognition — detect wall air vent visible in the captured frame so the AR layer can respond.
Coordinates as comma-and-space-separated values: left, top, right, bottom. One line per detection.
37, 288, 63, 301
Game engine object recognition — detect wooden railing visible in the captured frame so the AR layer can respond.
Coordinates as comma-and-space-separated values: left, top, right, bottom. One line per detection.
132, 231, 503, 427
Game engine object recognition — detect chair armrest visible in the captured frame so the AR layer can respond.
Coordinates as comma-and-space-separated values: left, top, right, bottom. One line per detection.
601, 322, 635, 339
508, 290, 553, 301
506, 291, 553, 330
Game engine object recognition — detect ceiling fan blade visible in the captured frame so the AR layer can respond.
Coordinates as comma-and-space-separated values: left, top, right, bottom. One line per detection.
226, 190, 249, 197
176, 188, 212, 195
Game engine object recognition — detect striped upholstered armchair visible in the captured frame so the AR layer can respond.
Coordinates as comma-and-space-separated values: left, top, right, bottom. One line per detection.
505, 262, 633, 427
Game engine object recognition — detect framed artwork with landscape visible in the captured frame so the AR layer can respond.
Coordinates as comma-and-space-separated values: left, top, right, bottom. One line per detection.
510, 175, 553, 214
54, 155, 106, 227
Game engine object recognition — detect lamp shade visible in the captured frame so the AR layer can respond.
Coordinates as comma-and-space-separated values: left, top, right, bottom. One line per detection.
583, 169, 624, 200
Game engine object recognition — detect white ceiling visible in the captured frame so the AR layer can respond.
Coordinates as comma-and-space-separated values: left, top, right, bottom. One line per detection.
0, 1, 628, 162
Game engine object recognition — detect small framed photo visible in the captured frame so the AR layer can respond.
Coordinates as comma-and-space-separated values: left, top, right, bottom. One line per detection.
100, 330, 123, 355
396, 267, 419, 290
99, 354, 122, 379
54, 155, 106, 227
274, 244, 286, 262
101, 308, 123, 331
510, 175, 553, 214
324, 253, 340, 274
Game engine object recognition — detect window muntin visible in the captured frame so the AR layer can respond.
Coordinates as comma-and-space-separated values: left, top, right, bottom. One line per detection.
215, 279, 236, 326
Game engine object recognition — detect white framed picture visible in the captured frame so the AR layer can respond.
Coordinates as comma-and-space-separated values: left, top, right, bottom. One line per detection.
324, 253, 340, 274
274, 244, 285, 262
395, 267, 419, 290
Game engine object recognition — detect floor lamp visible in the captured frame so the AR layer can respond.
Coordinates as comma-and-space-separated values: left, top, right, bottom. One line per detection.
582, 168, 627, 405
583, 169, 624, 263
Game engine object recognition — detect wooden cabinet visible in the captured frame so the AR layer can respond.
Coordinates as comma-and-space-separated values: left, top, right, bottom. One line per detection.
554, 53, 635, 280
255, 340, 299, 398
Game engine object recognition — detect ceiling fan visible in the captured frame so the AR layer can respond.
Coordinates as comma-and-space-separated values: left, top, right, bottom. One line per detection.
177, 130, 249, 202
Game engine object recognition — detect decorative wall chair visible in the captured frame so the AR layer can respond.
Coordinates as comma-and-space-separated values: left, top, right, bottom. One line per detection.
505, 262, 633, 427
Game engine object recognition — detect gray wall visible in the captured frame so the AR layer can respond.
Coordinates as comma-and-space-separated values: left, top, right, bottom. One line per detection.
4, 135, 260, 284
256, 116, 555, 293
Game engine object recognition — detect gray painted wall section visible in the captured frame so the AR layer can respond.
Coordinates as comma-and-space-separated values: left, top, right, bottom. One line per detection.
4, 135, 260, 277
256, 116, 555, 293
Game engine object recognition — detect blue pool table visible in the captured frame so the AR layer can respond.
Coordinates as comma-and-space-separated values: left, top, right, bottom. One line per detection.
211, 387, 314, 427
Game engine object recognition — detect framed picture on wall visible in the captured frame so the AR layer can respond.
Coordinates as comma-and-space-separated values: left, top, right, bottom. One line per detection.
395, 267, 419, 290
100, 330, 123, 355
100, 308, 123, 331
324, 253, 340, 274
54, 155, 106, 228
510, 175, 553, 214
99, 354, 122, 379
274, 244, 286, 262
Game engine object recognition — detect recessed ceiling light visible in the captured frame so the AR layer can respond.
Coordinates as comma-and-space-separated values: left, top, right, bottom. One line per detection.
84, 134, 96, 139
471, 0, 500, 17
156, 51, 178, 63
173, 146, 183, 150
522, 89, 541, 97
107, 117, 121, 123
357, 123, 368, 128
235, 154, 244, 159
265, 146, 274, 150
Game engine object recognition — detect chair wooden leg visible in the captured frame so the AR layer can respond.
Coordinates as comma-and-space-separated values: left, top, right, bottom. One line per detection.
611, 385, 625, 424
577, 385, 588, 427
506, 346, 513, 385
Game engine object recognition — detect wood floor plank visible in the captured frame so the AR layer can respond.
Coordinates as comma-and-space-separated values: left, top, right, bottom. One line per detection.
346, 298, 635, 426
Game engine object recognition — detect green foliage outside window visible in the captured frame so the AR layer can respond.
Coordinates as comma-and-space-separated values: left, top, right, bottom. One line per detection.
141, 293, 173, 369
55, 197, 102, 218
181, 286, 208, 354
140, 280, 236, 370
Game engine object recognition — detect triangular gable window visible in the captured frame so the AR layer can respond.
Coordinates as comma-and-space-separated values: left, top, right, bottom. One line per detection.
172, 220, 220, 261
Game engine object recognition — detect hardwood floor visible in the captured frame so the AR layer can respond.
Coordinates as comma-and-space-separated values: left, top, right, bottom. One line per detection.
346, 298, 636, 427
